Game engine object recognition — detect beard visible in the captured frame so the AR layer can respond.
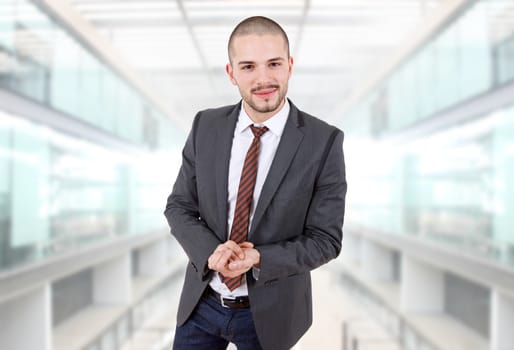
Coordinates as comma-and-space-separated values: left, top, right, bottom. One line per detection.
241, 84, 287, 114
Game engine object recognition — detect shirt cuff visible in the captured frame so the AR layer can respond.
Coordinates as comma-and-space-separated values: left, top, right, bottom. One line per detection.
252, 266, 261, 281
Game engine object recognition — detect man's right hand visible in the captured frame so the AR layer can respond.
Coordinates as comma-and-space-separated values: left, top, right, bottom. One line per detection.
208, 240, 244, 272
207, 241, 254, 277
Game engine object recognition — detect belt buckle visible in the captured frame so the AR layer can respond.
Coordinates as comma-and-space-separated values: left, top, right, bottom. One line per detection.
220, 296, 235, 308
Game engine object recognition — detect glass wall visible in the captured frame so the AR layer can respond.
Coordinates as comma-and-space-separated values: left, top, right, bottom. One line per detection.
0, 110, 182, 271
344, 0, 514, 136
342, 0, 514, 268
496, 30, 514, 84
345, 100, 514, 267
0, 0, 175, 149
0, 0, 185, 272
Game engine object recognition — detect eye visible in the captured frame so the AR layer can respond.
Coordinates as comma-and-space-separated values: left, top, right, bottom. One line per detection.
270, 62, 282, 68
241, 65, 254, 71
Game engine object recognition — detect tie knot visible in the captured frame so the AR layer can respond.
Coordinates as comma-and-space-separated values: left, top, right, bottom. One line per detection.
250, 125, 268, 139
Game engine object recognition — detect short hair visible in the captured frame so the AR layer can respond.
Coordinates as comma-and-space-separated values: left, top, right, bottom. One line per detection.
228, 16, 290, 62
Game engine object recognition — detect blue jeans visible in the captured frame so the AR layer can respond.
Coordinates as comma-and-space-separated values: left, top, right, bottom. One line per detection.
173, 293, 263, 350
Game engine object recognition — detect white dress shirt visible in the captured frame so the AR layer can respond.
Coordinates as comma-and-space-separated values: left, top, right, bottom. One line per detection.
209, 99, 290, 298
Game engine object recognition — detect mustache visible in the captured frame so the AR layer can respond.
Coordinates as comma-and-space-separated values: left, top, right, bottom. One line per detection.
251, 84, 279, 93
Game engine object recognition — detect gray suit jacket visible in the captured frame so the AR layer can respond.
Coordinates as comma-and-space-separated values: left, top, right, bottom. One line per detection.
164, 100, 346, 350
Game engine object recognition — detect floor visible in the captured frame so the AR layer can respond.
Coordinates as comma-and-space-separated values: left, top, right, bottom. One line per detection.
121, 264, 400, 350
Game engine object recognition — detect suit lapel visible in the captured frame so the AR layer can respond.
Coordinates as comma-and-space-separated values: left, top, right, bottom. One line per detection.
250, 102, 304, 237
215, 103, 240, 238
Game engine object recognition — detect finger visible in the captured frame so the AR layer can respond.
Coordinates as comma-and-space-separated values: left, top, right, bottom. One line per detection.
213, 243, 239, 258
208, 252, 221, 270
224, 240, 245, 259
228, 260, 245, 270
228, 259, 253, 273
208, 245, 225, 269
214, 244, 228, 254
207, 251, 220, 270
229, 252, 250, 270
239, 241, 254, 249
213, 248, 233, 271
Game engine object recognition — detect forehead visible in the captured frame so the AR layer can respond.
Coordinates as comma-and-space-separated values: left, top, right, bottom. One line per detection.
230, 34, 288, 61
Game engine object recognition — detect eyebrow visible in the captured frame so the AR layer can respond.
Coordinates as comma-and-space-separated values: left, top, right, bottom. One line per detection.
237, 57, 285, 66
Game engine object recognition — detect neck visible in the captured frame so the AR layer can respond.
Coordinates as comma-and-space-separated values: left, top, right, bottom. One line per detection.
243, 98, 286, 124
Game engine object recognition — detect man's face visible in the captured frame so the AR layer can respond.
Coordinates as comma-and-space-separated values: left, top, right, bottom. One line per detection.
226, 34, 293, 121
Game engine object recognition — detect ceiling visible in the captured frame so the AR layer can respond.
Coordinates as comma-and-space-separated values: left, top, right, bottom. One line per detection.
67, 0, 445, 130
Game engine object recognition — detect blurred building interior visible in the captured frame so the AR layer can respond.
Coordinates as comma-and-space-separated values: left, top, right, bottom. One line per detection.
1, 0, 514, 349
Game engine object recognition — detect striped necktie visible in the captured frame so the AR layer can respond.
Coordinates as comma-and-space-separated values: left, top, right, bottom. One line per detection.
222, 125, 268, 291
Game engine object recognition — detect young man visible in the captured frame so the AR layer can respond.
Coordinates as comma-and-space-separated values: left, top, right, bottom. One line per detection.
164, 16, 346, 350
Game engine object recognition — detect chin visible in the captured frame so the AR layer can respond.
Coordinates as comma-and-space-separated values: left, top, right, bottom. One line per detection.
255, 100, 281, 113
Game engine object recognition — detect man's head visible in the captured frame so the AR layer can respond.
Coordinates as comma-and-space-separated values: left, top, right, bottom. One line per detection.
226, 16, 293, 123
228, 16, 290, 63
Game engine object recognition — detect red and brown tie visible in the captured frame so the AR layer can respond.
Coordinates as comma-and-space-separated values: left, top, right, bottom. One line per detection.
222, 125, 268, 291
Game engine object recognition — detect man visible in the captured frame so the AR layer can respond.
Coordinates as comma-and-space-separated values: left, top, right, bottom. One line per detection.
164, 16, 346, 350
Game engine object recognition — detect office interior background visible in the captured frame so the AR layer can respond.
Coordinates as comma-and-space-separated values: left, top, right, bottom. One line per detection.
1, 0, 513, 349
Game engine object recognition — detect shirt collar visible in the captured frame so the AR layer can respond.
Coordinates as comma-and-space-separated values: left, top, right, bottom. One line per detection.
236, 99, 290, 137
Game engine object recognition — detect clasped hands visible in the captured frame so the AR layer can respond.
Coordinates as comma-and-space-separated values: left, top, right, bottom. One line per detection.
207, 240, 260, 278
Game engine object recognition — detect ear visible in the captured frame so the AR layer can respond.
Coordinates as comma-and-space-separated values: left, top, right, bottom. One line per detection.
226, 63, 237, 86
288, 56, 294, 77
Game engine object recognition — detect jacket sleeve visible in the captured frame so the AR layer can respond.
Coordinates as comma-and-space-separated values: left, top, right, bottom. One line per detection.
164, 112, 221, 281
254, 129, 347, 283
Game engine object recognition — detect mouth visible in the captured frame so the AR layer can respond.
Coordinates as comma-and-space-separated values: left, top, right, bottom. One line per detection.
252, 86, 279, 99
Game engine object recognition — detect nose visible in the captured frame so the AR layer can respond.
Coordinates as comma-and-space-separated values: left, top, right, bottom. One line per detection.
254, 65, 272, 87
